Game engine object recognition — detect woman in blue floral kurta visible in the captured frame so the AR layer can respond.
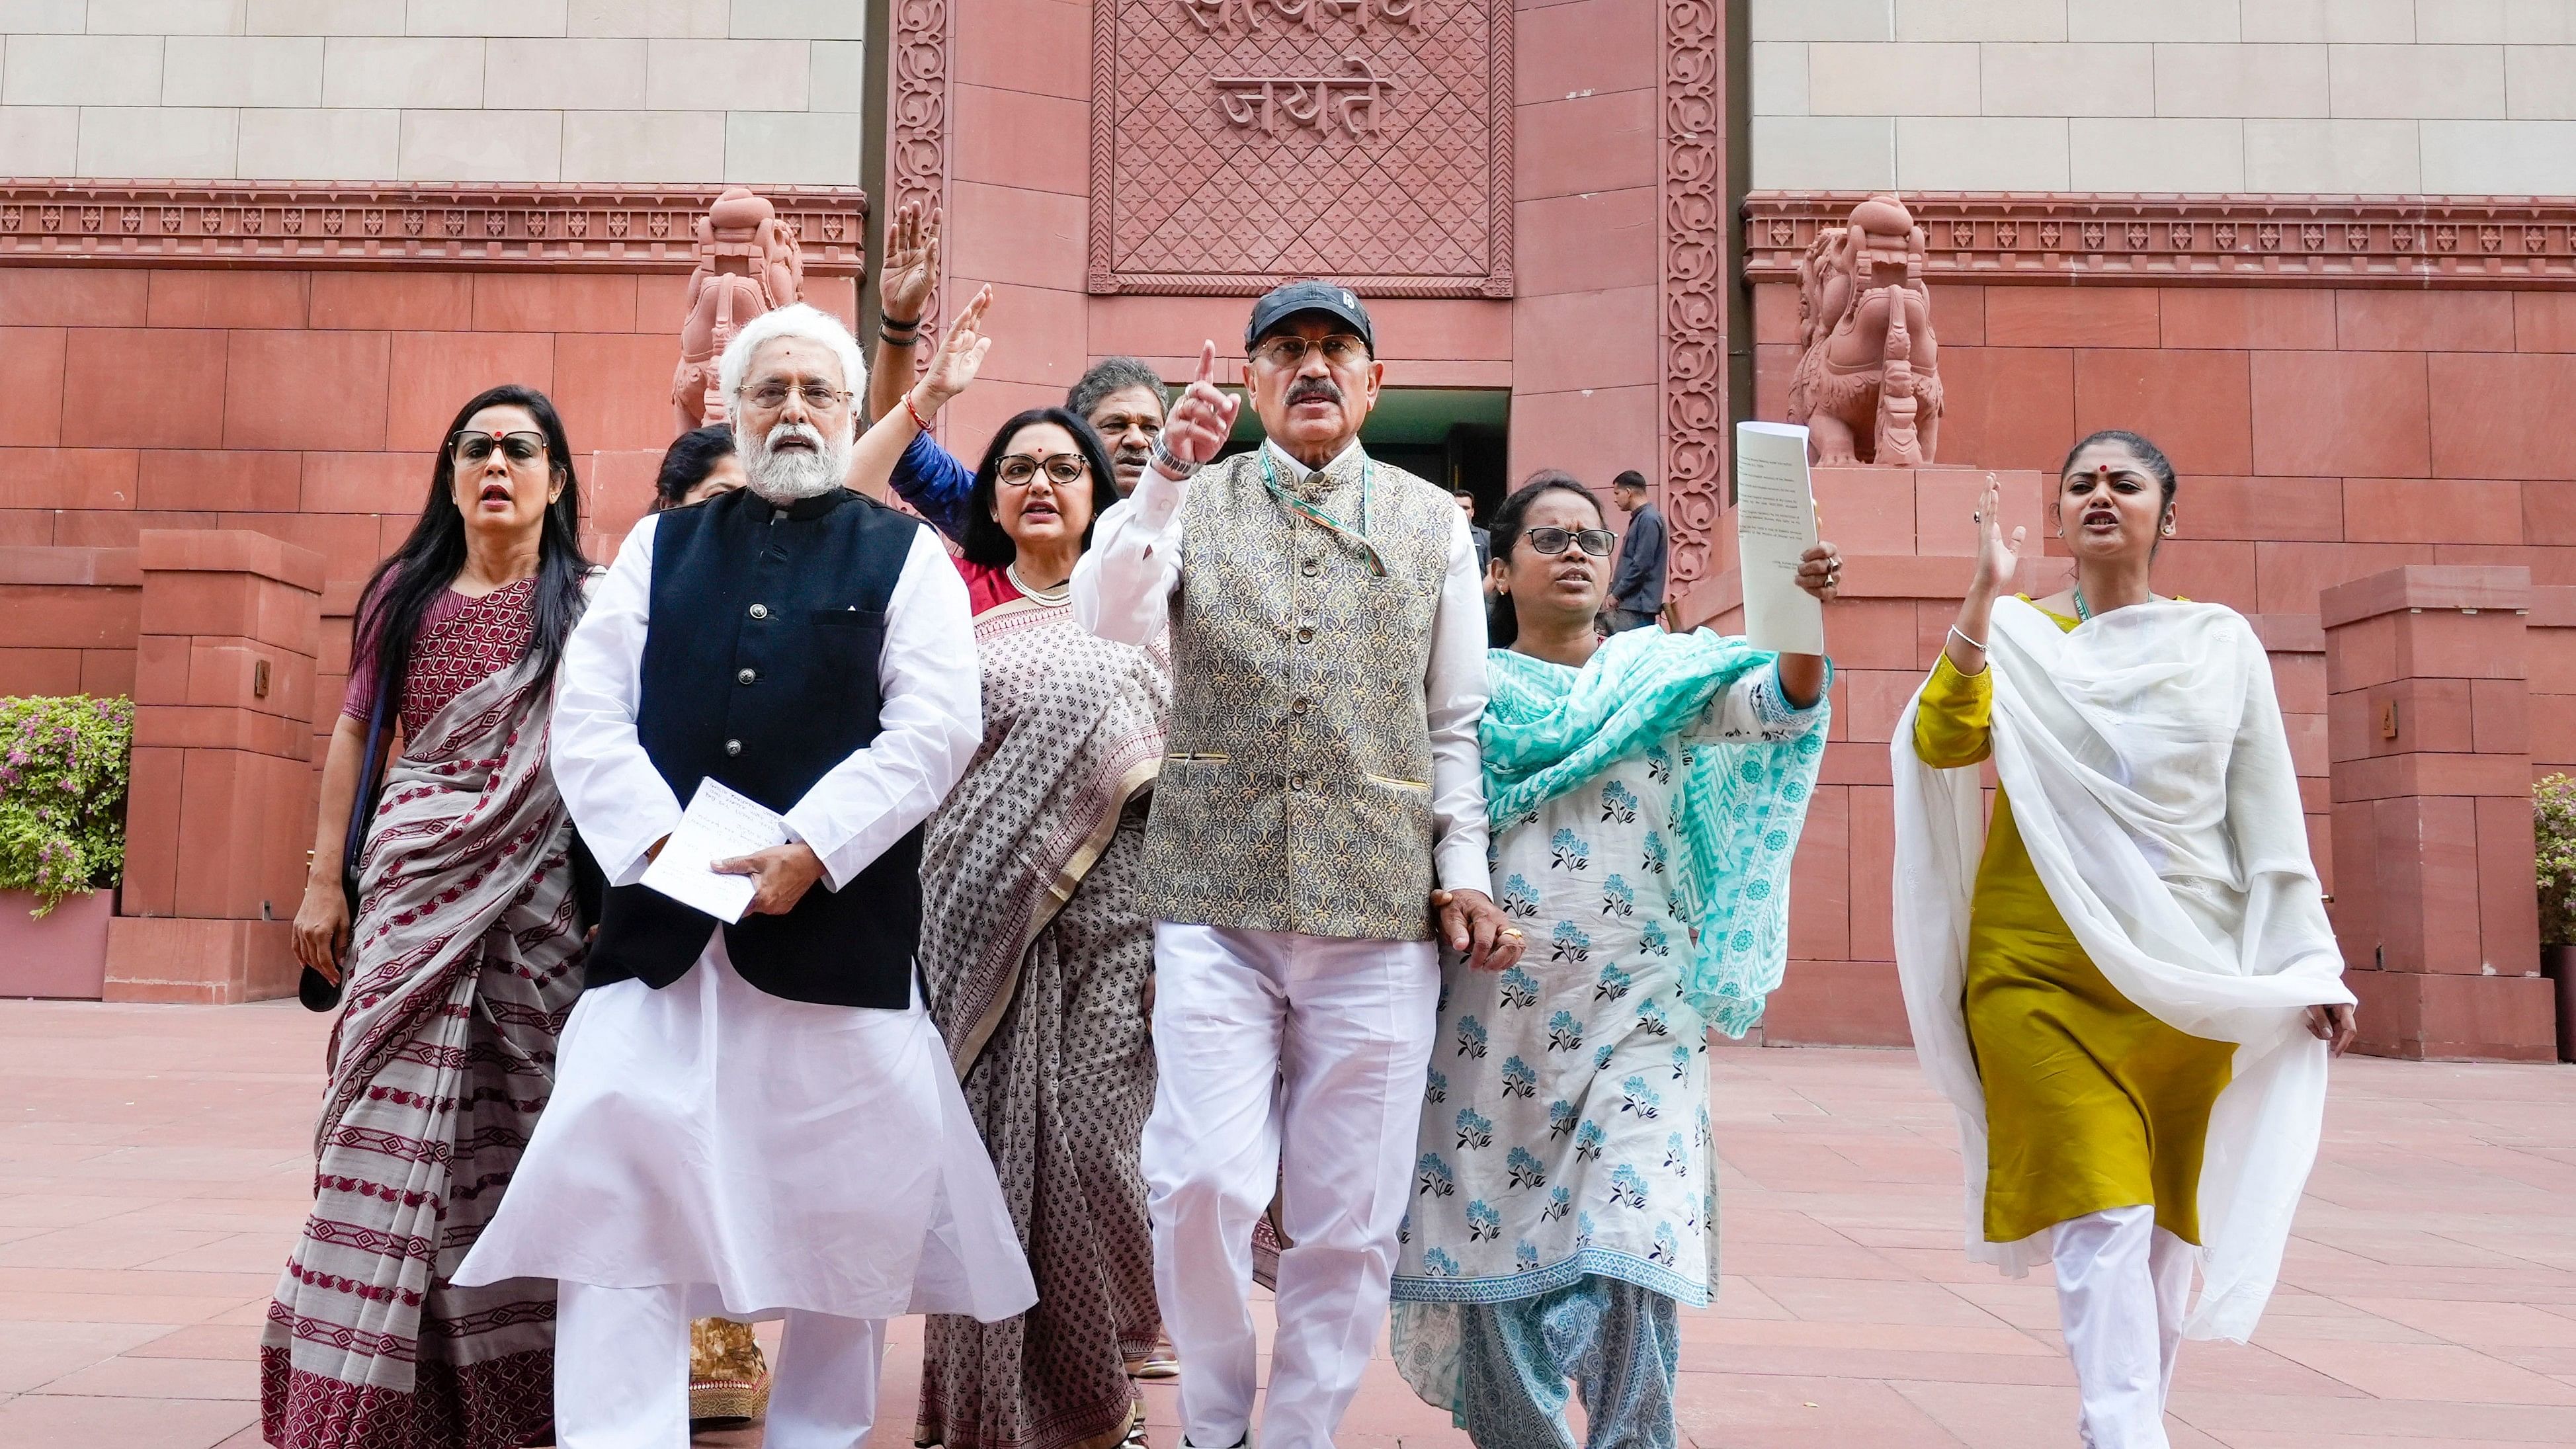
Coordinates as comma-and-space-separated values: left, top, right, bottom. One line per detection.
1390, 476, 1837, 1449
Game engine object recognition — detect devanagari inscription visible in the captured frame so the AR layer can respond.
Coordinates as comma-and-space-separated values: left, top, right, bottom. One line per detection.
1211, 54, 1395, 138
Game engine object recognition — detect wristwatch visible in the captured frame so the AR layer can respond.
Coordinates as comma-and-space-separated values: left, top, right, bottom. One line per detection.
1149, 436, 1205, 479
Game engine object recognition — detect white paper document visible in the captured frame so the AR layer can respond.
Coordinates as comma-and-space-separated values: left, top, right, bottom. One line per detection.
1734, 421, 1826, 657
639, 777, 790, 923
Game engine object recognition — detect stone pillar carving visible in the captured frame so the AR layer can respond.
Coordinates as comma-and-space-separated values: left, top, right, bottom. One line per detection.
1657, 0, 1725, 602
1786, 194, 1943, 468
106, 530, 323, 1005
672, 186, 807, 431
2323, 565, 2554, 1061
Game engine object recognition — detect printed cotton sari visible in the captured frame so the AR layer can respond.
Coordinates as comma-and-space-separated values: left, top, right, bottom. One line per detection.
261, 644, 585, 1449
915, 595, 1170, 1449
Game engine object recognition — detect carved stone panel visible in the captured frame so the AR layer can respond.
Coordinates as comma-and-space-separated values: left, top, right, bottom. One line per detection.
1089, 0, 1512, 297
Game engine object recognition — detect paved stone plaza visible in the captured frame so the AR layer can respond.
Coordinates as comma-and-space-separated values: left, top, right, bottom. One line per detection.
1, 999, 2571, 1448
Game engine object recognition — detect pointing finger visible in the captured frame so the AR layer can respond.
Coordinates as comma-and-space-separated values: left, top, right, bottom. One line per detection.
1194, 341, 1218, 387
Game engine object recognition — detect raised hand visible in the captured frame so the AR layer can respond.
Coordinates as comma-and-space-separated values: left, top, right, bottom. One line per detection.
1972, 476, 2024, 600
917, 284, 994, 409
1158, 341, 1241, 470
1944, 476, 2022, 673
880, 202, 940, 326
1794, 540, 1842, 602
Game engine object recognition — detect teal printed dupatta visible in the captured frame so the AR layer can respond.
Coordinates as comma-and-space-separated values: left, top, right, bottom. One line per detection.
1480, 627, 1829, 1037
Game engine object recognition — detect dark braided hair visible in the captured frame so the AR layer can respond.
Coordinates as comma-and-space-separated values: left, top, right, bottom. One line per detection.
1485, 470, 1603, 648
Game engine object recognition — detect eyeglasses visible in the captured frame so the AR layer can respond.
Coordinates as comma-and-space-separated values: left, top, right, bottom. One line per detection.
744, 380, 852, 412
1249, 334, 1370, 370
1522, 526, 1616, 558
996, 453, 1089, 487
451, 431, 550, 469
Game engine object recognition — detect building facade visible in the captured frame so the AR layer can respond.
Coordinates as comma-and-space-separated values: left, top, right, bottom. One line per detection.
0, 0, 2568, 1056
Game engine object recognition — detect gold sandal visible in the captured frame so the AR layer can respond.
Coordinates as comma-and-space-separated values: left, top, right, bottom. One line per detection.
688, 1316, 771, 1424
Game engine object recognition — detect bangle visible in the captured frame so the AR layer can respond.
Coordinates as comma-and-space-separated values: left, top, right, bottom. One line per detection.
882, 313, 922, 331
878, 323, 920, 347
1947, 624, 1987, 653
903, 390, 935, 433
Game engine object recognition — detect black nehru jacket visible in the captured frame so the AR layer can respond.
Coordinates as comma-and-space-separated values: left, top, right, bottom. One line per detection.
583, 485, 927, 1009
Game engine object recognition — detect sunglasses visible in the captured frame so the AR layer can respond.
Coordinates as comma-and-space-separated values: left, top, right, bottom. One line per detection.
451, 431, 550, 469
1522, 525, 1616, 558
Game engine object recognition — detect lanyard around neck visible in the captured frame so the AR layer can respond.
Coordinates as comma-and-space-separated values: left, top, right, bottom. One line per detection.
1260, 448, 1386, 577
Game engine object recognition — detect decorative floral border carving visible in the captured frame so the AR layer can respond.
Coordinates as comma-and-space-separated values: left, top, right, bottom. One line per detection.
1745, 190, 2576, 288
0, 181, 866, 273
888, 0, 954, 331
1084, 0, 1513, 298
1659, 0, 1725, 595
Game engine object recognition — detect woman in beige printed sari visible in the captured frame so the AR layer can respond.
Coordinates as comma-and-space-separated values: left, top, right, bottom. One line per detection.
914, 407, 1171, 1449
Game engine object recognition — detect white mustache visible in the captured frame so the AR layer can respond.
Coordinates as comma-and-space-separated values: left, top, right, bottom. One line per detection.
745, 421, 845, 501
761, 422, 825, 456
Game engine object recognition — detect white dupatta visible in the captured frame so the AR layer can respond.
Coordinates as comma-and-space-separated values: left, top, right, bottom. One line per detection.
1890, 597, 2353, 1342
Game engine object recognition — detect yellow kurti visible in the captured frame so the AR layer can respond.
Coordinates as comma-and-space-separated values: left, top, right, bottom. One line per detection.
1912, 604, 2234, 1245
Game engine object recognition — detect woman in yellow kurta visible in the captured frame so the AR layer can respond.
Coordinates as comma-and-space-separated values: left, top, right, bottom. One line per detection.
1902, 430, 2356, 1449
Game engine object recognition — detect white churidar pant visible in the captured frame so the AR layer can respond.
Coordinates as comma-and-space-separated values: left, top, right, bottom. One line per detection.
2053, 1204, 2194, 1449
555, 1282, 885, 1449
1142, 923, 1440, 1449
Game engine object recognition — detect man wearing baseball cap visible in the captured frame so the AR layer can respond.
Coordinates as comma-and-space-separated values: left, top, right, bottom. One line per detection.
1073, 280, 1525, 1449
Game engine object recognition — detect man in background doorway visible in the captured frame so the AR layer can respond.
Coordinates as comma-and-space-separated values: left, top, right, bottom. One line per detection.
1454, 487, 1490, 573
1606, 470, 1666, 632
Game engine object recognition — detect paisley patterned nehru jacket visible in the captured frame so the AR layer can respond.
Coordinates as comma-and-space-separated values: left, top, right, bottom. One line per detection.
1138, 444, 1456, 941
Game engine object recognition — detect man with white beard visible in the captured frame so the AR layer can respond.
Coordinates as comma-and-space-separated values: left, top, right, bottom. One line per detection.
456, 299, 1033, 1448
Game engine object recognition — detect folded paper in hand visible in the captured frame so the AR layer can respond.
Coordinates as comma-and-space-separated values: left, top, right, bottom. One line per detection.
639, 777, 789, 924
1734, 421, 1826, 656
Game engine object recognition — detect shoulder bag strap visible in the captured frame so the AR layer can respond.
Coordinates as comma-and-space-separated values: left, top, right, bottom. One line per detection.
339, 682, 392, 916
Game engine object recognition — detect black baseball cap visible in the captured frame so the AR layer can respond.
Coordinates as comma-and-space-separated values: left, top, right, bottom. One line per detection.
1244, 280, 1374, 354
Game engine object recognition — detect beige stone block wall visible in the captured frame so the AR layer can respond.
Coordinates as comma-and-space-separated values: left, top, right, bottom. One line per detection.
0, 0, 864, 184
1751, 0, 2576, 194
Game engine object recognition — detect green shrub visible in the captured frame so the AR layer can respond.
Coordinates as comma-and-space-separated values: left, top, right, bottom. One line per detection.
0, 695, 134, 917
2544, 774, 2576, 948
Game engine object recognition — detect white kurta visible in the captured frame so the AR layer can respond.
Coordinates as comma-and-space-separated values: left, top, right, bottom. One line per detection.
453, 511, 1035, 1325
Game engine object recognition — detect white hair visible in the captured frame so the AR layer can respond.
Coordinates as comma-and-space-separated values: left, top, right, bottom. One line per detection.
718, 302, 868, 442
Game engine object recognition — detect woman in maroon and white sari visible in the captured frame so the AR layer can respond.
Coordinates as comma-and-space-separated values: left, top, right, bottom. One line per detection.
265, 384, 595, 1449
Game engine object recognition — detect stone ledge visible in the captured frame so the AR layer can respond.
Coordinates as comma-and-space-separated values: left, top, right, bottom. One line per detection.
102, 916, 296, 1006
1747, 190, 2576, 290
138, 529, 325, 595
0, 180, 866, 274
2320, 564, 2534, 630
2348, 969, 2557, 1063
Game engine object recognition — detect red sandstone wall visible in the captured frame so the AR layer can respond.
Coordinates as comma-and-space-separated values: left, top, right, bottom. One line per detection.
1506, 0, 1664, 501
1753, 284, 2576, 602
0, 264, 856, 750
